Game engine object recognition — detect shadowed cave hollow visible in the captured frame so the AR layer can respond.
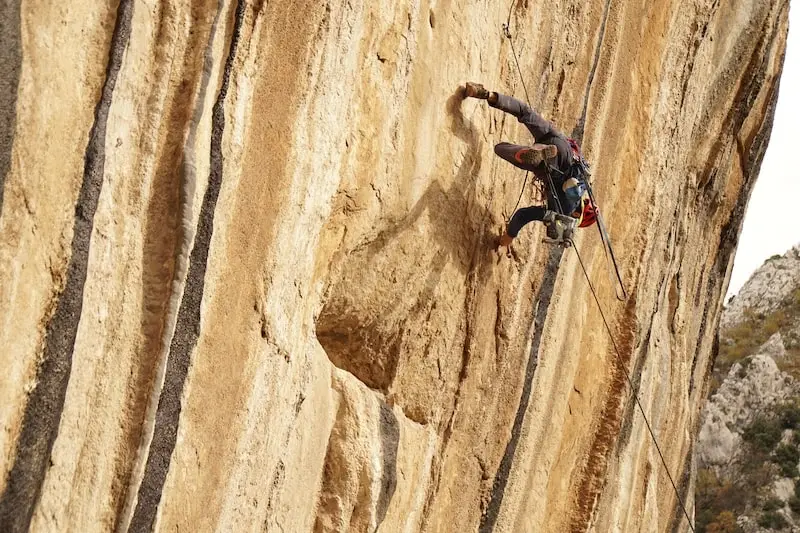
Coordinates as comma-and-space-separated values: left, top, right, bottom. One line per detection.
314, 196, 483, 394
315, 247, 412, 392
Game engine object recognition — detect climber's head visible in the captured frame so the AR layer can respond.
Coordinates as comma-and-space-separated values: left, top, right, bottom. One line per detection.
579, 200, 598, 228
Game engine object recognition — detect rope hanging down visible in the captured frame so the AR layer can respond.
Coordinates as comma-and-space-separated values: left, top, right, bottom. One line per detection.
501, 9, 694, 531
586, 184, 628, 301
573, 243, 695, 532
502, 7, 536, 218
503, 21, 566, 218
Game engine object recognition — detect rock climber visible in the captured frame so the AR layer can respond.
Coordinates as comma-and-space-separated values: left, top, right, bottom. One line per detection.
463, 82, 598, 247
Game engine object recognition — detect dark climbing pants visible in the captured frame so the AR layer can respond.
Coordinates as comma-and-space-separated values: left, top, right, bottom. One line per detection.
507, 206, 547, 237
489, 93, 572, 175
490, 93, 573, 236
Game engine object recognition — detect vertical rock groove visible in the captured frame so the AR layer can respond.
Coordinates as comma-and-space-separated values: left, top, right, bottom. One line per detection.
117, 1, 226, 526
127, 1, 246, 530
573, 0, 614, 142
479, 248, 563, 533
0, 1, 135, 530
375, 403, 400, 527
0, 0, 21, 217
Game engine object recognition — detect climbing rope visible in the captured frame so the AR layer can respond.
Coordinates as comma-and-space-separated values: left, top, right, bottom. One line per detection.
586, 185, 628, 301
503, 22, 532, 104
501, 4, 694, 529
502, 20, 566, 218
501, 1, 538, 220
572, 242, 695, 532
509, 172, 530, 216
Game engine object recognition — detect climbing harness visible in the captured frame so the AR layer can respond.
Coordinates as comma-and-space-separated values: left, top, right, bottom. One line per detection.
501, 6, 693, 531
541, 211, 577, 247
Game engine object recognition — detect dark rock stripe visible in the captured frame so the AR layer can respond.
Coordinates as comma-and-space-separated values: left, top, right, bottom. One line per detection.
0, 1, 134, 530
479, 247, 564, 533
115, 2, 227, 528
694, 0, 787, 399
0, 0, 22, 217
375, 403, 399, 530
127, 2, 246, 531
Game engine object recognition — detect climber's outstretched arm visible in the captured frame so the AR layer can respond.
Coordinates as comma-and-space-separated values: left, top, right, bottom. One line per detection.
490, 93, 563, 141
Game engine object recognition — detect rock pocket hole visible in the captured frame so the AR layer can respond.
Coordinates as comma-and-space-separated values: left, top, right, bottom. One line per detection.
315, 232, 426, 392
316, 291, 403, 391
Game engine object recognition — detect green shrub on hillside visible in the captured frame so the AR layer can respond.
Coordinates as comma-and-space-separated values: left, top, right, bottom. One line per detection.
789, 496, 800, 515
757, 510, 788, 529
696, 469, 747, 533
743, 416, 783, 454
779, 403, 800, 430
774, 443, 800, 478
763, 497, 783, 512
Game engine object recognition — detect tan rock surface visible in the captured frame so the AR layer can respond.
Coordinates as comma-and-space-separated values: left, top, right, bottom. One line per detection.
0, 0, 789, 532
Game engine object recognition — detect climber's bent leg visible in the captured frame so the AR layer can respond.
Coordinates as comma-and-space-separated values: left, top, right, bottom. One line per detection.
507, 206, 547, 237
494, 142, 533, 171
494, 142, 557, 171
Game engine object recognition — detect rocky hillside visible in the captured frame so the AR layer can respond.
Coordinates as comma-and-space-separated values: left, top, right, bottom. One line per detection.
698, 245, 800, 532
722, 247, 800, 330
714, 246, 800, 388
0, 1, 789, 532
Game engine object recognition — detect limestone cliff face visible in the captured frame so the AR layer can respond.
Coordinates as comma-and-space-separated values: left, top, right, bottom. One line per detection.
0, 1, 788, 532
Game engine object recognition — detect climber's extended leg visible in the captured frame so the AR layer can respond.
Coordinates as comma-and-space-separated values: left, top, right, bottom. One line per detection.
489, 93, 561, 141
507, 206, 547, 237
498, 206, 545, 248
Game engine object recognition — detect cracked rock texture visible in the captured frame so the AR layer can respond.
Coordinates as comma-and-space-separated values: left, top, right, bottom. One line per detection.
698, 353, 796, 468
0, 0, 789, 532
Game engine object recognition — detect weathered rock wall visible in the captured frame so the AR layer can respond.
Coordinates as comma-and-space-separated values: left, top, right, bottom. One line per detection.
0, 0, 788, 532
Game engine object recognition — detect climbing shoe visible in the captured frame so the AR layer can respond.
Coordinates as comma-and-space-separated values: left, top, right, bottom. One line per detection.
519, 144, 558, 166
464, 82, 490, 99
499, 231, 514, 247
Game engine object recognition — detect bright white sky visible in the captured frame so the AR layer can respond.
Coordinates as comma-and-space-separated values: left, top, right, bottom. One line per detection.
727, 2, 799, 298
